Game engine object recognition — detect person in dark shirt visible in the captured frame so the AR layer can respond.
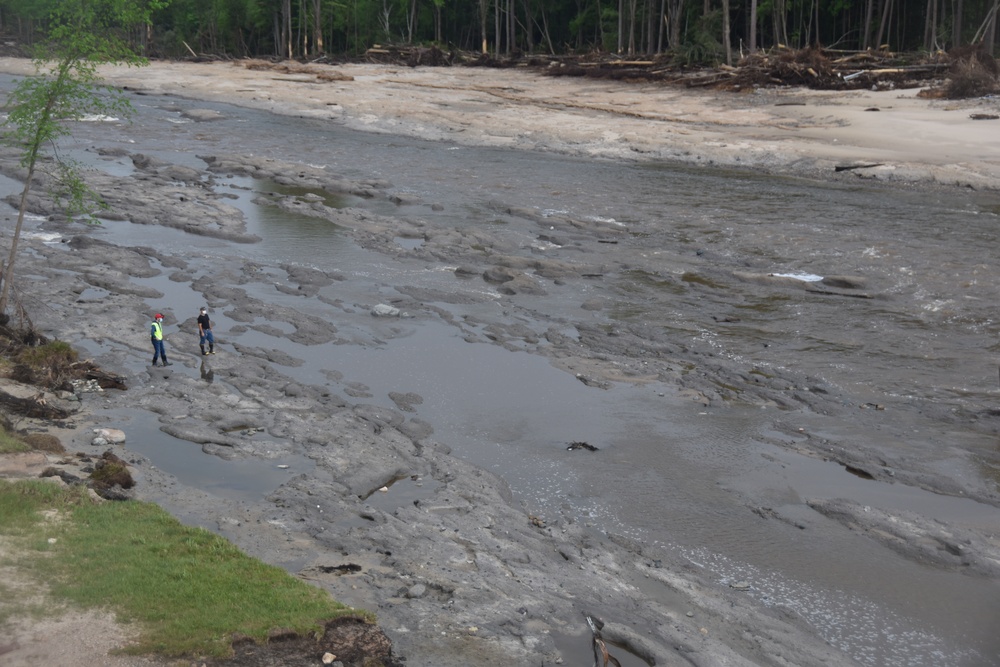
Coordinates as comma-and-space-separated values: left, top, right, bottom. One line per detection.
197, 307, 215, 355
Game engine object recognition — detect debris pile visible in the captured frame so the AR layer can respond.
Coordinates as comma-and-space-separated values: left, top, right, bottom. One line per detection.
358, 43, 998, 97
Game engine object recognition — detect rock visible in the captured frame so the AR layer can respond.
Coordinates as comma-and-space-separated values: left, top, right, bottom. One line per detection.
89, 450, 135, 499
371, 304, 400, 317
482, 266, 516, 283
821, 275, 867, 289
93, 428, 126, 444
182, 108, 225, 122
406, 584, 427, 599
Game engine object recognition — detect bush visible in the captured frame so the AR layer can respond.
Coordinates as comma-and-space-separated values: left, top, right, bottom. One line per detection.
15, 341, 78, 367
9, 340, 79, 388
20, 433, 65, 453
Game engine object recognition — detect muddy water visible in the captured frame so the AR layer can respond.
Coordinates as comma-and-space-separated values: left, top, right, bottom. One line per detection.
8, 79, 1000, 665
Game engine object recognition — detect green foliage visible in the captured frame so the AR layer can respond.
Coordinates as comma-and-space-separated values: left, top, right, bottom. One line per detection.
14, 340, 78, 367
0, 0, 164, 315
4, 0, 162, 220
670, 9, 724, 66
0, 0, 994, 55
0, 427, 31, 455
0, 481, 366, 658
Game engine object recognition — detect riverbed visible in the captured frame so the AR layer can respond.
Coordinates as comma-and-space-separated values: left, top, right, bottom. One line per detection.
0, 63, 998, 667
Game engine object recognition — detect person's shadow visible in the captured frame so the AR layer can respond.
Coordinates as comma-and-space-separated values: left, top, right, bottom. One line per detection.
200, 359, 215, 384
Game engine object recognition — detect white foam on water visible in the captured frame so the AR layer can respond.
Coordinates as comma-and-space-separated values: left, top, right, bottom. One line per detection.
24, 231, 61, 243
769, 271, 824, 281
77, 114, 119, 122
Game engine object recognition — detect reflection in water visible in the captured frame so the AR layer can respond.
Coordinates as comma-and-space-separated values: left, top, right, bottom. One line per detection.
200, 359, 214, 383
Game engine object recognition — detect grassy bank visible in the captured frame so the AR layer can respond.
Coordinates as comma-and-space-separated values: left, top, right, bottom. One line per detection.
0, 426, 29, 453
0, 479, 367, 659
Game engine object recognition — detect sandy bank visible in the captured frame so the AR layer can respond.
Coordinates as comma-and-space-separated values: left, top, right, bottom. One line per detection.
1, 57, 999, 189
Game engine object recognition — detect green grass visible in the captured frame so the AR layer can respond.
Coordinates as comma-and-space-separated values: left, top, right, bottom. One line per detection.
0, 480, 367, 659
0, 425, 30, 454
14, 340, 78, 366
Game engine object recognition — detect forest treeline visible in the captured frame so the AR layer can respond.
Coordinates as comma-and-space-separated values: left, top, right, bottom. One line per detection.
0, 0, 998, 66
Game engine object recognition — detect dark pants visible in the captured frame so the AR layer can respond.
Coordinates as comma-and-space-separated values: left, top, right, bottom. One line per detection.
151, 337, 167, 364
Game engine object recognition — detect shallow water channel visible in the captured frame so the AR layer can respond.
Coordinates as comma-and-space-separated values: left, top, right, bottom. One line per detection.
4, 77, 1000, 665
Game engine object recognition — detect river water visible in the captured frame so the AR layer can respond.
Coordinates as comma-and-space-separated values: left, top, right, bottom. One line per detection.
5, 77, 1000, 666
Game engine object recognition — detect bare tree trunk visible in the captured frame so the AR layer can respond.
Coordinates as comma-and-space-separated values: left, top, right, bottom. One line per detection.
953, 0, 964, 46
0, 171, 33, 317
773, 0, 788, 46
481, 0, 489, 52
628, 0, 637, 53
281, 0, 292, 58
507, 0, 515, 53
863, 0, 876, 48
0, 67, 62, 317
783, 0, 790, 44
313, 0, 324, 53
721, 0, 731, 63
299, 0, 307, 56
494, 0, 501, 55
657, 0, 666, 51
524, 0, 534, 52
590, 0, 599, 48
667, 0, 682, 48
923, 0, 932, 48
748, 0, 757, 51
540, 6, 556, 52
875, 0, 892, 47
617, 0, 624, 52
642, 0, 657, 53
407, 0, 417, 42
802, 0, 811, 44
987, 4, 998, 53
972, 0, 1000, 44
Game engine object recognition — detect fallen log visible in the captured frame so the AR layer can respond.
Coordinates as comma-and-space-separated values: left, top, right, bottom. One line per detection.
0, 389, 71, 419
834, 163, 885, 172
84, 368, 127, 390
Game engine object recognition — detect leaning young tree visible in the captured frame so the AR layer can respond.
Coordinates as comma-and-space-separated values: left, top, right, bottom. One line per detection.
0, 0, 165, 319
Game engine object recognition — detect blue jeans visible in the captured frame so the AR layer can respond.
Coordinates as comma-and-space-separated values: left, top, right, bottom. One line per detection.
200, 329, 215, 347
151, 338, 166, 363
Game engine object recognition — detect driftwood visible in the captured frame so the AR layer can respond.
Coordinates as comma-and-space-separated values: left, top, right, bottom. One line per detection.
83, 367, 127, 390
0, 389, 71, 419
586, 616, 622, 667
365, 44, 453, 66
834, 163, 885, 172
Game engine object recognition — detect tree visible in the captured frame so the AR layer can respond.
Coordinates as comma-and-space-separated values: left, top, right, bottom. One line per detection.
0, 0, 165, 318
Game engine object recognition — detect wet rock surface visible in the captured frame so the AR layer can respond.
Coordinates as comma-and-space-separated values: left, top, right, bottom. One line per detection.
5, 132, 1000, 666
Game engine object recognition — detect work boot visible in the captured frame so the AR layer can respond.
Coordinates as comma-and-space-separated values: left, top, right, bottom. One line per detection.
201, 345, 207, 355
209, 345, 215, 354
162, 361, 172, 367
